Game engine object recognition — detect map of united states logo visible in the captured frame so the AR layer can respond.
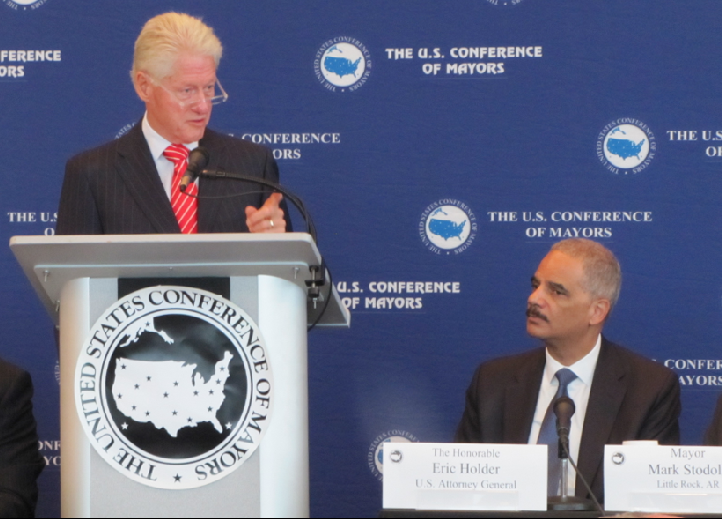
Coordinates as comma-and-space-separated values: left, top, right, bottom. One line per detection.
597, 118, 657, 175
420, 199, 478, 255
113, 343, 233, 438
76, 287, 273, 489
315, 37, 372, 93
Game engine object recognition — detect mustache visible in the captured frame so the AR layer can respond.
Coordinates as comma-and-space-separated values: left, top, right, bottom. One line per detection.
526, 305, 549, 323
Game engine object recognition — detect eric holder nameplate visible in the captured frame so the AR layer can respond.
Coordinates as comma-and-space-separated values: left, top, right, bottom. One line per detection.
383, 443, 547, 511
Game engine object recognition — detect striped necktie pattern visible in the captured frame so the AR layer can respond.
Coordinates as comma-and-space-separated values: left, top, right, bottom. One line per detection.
163, 145, 199, 234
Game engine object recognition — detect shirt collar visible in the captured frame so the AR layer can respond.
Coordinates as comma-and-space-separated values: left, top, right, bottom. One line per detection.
141, 112, 199, 161
543, 334, 602, 387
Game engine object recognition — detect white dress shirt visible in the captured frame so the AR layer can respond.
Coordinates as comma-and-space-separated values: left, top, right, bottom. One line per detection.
528, 334, 602, 495
141, 113, 199, 200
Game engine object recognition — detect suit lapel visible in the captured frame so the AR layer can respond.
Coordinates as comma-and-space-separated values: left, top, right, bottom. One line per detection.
197, 130, 230, 233
504, 349, 546, 443
116, 123, 180, 234
576, 338, 627, 496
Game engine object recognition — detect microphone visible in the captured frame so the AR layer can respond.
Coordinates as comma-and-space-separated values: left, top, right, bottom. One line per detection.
554, 396, 576, 456
180, 146, 210, 192
547, 396, 604, 514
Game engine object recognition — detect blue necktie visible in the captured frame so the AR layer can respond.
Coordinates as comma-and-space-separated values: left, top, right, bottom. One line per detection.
537, 368, 578, 496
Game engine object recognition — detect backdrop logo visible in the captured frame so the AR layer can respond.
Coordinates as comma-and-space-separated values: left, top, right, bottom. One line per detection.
368, 430, 418, 480
315, 37, 372, 93
75, 286, 273, 489
486, 0, 524, 5
3, 0, 48, 10
115, 123, 136, 140
420, 199, 477, 255
597, 118, 657, 175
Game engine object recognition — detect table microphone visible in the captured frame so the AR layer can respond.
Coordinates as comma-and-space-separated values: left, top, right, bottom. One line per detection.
555, 396, 575, 454
547, 396, 604, 513
179, 146, 210, 192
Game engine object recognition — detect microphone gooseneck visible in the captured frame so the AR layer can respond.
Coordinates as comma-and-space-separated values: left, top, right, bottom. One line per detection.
558, 440, 605, 514
185, 148, 330, 331
199, 167, 318, 245
180, 146, 210, 192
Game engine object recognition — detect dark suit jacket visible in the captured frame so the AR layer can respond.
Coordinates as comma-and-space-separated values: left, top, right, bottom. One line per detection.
704, 395, 722, 446
57, 123, 289, 235
0, 359, 44, 518
455, 338, 681, 503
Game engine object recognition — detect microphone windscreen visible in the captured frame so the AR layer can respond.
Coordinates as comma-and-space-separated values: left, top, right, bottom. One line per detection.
188, 146, 210, 175
554, 396, 576, 429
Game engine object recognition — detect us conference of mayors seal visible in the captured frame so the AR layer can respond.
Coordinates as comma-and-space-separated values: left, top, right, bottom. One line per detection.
368, 430, 419, 481
3, 0, 48, 10
315, 37, 372, 93
75, 286, 273, 489
597, 118, 656, 175
420, 199, 477, 255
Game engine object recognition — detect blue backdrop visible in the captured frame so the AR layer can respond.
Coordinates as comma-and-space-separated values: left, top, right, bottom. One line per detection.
2, 1, 722, 516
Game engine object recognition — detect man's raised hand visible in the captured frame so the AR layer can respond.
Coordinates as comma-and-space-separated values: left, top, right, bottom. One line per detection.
245, 192, 287, 233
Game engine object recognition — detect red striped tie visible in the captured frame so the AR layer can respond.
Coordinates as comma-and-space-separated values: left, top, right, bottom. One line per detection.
164, 145, 199, 234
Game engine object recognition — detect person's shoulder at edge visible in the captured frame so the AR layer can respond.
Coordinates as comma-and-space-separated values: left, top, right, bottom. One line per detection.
602, 339, 677, 380
64, 125, 137, 172
468, 347, 545, 381
66, 125, 274, 164
468, 339, 677, 385
0, 357, 25, 383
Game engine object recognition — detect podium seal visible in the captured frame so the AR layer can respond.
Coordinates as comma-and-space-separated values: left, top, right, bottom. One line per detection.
74, 286, 273, 489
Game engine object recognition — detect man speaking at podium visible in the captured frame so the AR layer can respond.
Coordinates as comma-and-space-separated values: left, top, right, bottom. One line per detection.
455, 239, 681, 503
56, 12, 288, 236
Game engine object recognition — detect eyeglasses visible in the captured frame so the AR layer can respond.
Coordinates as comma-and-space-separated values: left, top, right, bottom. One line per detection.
154, 78, 229, 107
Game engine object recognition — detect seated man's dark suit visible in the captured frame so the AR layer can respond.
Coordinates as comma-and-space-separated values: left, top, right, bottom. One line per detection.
704, 396, 722, 446
455, 337, 681, 504
0, 359, 44, 518
57, 123, 288, 235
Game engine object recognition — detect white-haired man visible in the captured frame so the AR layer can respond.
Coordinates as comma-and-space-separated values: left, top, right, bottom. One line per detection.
455, 238, 681, 504
57, 12, 287, 235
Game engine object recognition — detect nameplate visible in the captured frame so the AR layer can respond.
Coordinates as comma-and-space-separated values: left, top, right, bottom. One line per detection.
382, 443, 547, 511
605, 444, 722, 514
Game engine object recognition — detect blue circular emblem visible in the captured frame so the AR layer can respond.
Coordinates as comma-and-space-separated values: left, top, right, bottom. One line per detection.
420, 199, 477, 255
367, 430, 418, 481
597, 118, 656, 175
315, 37, 372, 93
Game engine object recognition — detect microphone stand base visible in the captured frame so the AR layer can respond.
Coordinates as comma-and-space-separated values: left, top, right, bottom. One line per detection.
547, 496, 597, 511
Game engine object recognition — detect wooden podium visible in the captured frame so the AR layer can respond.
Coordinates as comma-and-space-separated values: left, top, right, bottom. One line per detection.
10, 233, 350, 518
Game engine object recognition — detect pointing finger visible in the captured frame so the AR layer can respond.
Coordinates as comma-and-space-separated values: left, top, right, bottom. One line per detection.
263, 193, 283, 209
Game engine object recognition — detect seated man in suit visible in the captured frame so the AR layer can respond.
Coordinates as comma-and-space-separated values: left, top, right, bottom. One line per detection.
455, 238, 681, 503
0, 358, 44, 518
57, 12, 288, 236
